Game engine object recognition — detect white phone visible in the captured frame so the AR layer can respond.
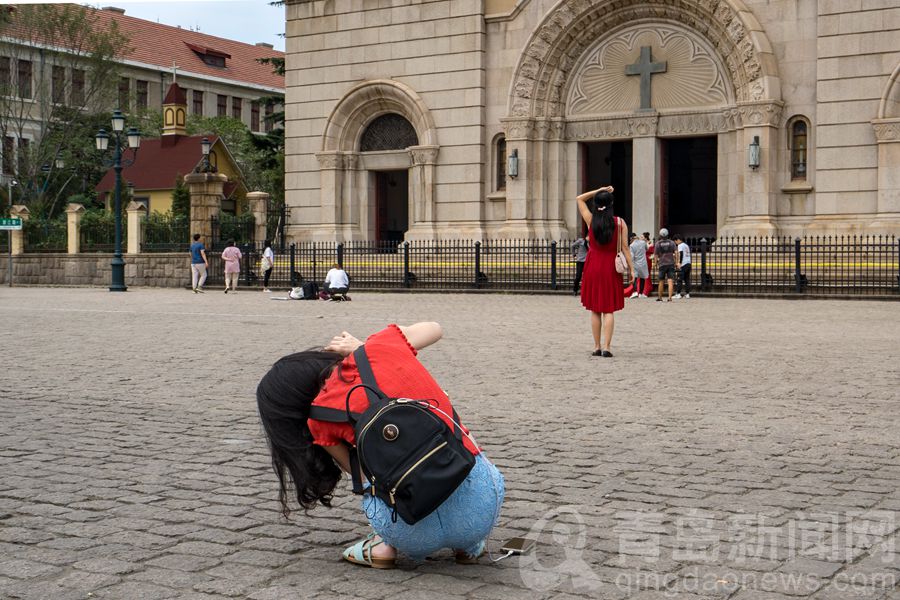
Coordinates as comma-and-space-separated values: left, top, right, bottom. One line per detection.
500, 537, 536, 555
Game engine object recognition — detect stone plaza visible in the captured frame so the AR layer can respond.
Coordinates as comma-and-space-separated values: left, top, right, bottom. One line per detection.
1, 288, 899, 600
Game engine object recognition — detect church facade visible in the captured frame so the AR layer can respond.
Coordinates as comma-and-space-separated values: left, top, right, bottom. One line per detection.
284, 0, 900, 242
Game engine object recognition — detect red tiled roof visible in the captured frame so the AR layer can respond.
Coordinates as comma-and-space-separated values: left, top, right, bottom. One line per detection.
163, 82, 187, 105
95, 134, 220, 193
8, 5, 284, 90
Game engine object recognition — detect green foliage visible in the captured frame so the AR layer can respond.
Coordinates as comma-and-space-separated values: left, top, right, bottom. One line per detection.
22, 214, 67, 253
0, 4, 130, 218
171, 175, 191, 220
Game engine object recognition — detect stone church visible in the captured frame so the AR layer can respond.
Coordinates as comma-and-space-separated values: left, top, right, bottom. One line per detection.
284, 0, 900, 242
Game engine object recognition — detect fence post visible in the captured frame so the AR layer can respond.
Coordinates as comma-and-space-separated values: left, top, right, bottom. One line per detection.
243, 243, 252, 287
9, 205, 29, 256
312, 244, 318, 284
65, 203, 85, 254
896, 238, 900, 292
474, 241, 482, 289
289, 243, 297, 287
794, 237, 803, 293
403, 242, 411, 288
550, 241, 558, 290
700, 238, 708, 291
337, 242, 344, 269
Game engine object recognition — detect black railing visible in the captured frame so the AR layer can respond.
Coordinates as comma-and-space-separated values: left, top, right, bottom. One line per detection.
210, 214, 255, 250
79, 218, 121, 253
143, 215, 190, 252
23, 218, 67, 253
201, 236, 899, 297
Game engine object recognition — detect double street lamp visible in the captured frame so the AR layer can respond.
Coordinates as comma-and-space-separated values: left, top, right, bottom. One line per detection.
95, 109, 141, 292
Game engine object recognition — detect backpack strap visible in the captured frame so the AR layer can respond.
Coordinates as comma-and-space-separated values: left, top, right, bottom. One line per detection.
348, 345, 387, 496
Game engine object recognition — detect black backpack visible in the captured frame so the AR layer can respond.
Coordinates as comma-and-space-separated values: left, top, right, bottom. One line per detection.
301, 281, 319, 300
309, 346, 475, 524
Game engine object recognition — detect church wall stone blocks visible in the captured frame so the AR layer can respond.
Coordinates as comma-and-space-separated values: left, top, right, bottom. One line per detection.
285, 0, 900, 241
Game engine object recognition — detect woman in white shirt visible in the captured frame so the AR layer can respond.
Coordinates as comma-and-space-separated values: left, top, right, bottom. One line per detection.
262, 240, 275, 292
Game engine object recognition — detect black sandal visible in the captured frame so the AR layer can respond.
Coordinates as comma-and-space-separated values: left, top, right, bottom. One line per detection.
591, 349, 603, 356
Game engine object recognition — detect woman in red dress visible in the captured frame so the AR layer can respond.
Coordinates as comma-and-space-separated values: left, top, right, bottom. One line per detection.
577, 187, 634, 357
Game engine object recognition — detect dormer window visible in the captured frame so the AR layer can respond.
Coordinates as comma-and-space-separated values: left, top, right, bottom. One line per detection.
185, 42, 230, 68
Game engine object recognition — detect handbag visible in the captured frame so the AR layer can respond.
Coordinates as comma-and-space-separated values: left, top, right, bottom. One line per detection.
261, 255, 273, 271
614, 218, 628, 274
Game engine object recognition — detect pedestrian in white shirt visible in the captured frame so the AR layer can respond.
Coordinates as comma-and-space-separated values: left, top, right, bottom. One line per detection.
324, 264, 350, 300
673, 234, 692, 299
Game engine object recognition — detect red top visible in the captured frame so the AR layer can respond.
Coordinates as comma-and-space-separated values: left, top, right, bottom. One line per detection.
308, 325, 479, 455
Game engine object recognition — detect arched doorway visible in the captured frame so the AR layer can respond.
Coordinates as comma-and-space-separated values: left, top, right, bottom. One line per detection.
315, 80, 440, 242
502, 0, 783, 239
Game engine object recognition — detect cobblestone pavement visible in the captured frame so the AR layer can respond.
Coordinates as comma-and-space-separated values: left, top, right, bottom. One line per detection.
1, 287, 899, 600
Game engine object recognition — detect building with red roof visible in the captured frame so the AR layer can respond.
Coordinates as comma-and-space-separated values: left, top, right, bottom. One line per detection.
1, 5, 283, 178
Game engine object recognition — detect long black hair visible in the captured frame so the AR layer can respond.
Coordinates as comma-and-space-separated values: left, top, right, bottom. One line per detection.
256, 350, 344, 518
591, 190, 616, 244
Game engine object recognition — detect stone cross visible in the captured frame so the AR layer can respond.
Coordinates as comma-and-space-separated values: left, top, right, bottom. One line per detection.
172, 61, 179, 82
625, 46, 667, 111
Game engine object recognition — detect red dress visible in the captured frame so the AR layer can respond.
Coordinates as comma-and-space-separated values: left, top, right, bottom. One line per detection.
580, 218, 625, 313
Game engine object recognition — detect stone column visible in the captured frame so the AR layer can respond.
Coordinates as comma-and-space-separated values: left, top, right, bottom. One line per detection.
185, 172, 227, 245
870, 119, 900, 233
9, 205, 29, 255
65, 203, 85, 254
125, 201, 146, 254
406, 145, 439, 241
499, 118, 534, 238
315, 151, 344, 241
247, 191, 270, 243
631, 114, 660, 238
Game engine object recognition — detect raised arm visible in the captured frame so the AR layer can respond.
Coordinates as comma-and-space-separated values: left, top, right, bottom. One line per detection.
576, 186, 614, 227
324, 322, 443, 357
399, 322, 443, 350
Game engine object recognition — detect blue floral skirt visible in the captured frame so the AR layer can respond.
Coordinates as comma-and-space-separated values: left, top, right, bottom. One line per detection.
362, 453, 505, 561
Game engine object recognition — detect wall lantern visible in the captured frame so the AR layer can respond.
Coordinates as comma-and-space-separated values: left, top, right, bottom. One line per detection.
507, 148, 519, 179
748, 135, 760, 170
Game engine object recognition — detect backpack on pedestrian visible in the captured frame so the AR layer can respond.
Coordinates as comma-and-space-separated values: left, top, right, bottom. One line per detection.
308, 346, 476, 524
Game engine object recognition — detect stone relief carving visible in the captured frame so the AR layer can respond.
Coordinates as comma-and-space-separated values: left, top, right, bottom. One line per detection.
568, 24, 731, 116
501, 119, 535, 140
872, 119, 900, 142
407, 146, 440, 165
737, 102, 784, 128
507, 0, 779, 118
315, 152, 344, 170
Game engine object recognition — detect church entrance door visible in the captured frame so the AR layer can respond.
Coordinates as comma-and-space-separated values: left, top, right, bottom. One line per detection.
661, 137, 717, 239
581, 142, 633, 236
374, 170, 409, 244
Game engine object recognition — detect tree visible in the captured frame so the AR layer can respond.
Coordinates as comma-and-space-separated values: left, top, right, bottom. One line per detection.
0, 4, 129, 217
171, 174, 190, 220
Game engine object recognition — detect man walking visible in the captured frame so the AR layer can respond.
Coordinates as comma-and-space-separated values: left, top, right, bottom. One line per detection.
654, 228, 677, 302
571, 235, 588, 295
221, 239, 243, 293
190, 233, 208, 293
674, 234, 692, 299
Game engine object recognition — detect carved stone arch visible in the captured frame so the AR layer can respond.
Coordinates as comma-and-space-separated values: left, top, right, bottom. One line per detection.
322, 79, 438, 152
507, 0, 781, 118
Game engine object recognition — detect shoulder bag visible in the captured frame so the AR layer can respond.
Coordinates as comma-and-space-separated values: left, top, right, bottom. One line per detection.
614, 218, 628, 274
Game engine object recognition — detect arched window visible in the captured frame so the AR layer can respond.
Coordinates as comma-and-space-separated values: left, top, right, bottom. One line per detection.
789, 118, 809, 181
360, 113, 418, 152
495, 136, 506, 191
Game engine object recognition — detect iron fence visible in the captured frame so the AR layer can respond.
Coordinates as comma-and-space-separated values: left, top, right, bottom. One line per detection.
210, 214, 255, 250
143, 215, 190, 252
23, 218, 66, 253
79, 218, 121, 253
202, 236, 899, 297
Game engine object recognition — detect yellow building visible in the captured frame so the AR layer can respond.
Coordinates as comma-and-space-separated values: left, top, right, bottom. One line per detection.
96, 83, 248, 214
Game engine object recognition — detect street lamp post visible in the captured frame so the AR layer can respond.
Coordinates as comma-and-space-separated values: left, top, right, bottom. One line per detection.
95, 109, 141, 292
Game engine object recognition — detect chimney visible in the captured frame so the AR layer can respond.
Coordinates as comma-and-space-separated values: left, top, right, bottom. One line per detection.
256, 42, 274, 49
102, 6, 126, 14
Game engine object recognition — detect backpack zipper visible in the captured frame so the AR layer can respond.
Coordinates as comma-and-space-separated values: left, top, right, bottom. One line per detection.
388, 441, 448, 506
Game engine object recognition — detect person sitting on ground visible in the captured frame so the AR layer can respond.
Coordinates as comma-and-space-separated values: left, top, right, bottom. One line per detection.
255, 323, 505, 568
323, 263, 350, 300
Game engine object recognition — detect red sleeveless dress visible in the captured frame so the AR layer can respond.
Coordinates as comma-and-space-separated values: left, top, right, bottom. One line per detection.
580, 218, 625, 313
